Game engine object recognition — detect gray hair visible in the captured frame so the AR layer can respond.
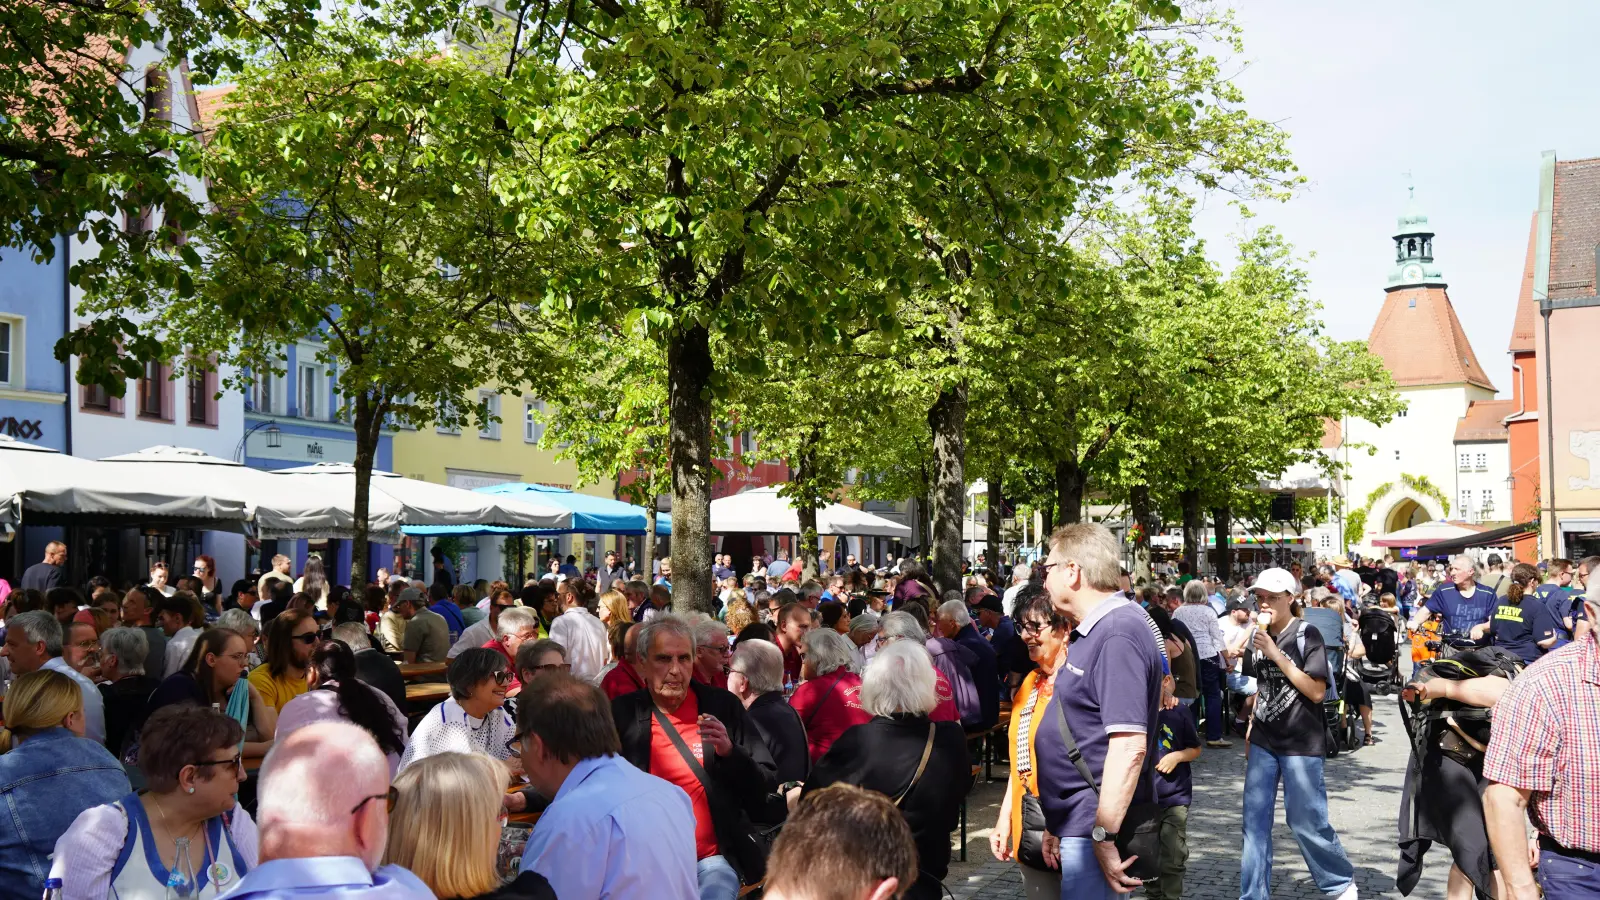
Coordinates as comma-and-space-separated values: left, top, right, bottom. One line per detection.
1182, 580, 1208, 605
515, 638, 566, 674
691, 616, 730, 648
217, 608, 260, 637
729, 639, 784, 694
802, 627, 857, 676
936, 598, 972, 628
331, 622, 370, 650
877, 610, 925, 645
860, 639, 938, 716
1012, 563, 1032, 583
637, 613, 694, 659
497, 606, 540, 639
1450, 554, 1480, 579
8, 610, 62, 657
799, 581, 824, 602
848, 612, 881, 636
100, 626, 148, 675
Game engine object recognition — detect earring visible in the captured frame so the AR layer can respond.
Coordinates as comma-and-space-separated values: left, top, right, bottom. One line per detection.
187, 787, 195, 794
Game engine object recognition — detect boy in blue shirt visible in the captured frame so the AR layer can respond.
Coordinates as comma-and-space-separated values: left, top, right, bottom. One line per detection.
1149, 673, 1201, 900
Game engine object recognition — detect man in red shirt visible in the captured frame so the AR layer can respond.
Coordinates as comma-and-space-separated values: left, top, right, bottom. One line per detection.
483, 606, 541, 695
612, 615, 776, 898
601, 622, 647, 700
775, 602, 812, 685
692, 617, 732, 690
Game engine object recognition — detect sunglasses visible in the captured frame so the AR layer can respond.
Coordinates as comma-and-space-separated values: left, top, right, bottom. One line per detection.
192, 754, 245, 776
290, 632, 319, 645
349, 785, 398, 815
492, 670, 513, 686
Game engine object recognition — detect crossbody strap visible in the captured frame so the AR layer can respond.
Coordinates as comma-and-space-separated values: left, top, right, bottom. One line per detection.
1053, 693, 1102, 795
892, 722, 937, 807
801, 670, 851, 734
650, 706, 713, 791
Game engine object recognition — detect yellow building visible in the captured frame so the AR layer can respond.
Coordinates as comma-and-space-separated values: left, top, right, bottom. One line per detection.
390, 387, 619, 584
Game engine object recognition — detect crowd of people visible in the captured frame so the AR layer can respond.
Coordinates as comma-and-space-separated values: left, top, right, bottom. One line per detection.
0, 530, 1595, 900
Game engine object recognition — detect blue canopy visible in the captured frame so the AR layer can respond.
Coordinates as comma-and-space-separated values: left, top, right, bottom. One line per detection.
401, 483, 671, 537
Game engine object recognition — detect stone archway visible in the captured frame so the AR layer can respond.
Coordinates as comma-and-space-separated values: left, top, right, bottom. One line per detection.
1385, 499, 1428, 533
1373, 488, 1445, 537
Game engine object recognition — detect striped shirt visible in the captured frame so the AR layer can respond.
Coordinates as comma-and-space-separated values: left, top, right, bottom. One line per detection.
1014, 678, 1046, 776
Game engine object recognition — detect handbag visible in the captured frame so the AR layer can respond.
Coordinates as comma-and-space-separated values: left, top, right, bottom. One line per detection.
1054, 695, 1162, 881
651, 707, 768, 885
1015, 792, 1050, 870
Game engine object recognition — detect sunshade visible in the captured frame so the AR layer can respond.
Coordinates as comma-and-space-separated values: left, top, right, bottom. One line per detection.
1413, 521, 1536, 556
1370, 520, 1482, 548
1255, 460, 1341, 499
0, 436, 250, 531
403, 482, 671, 537
273, 462, 571, 531
709, 486, 912, 538
97, 446, 405, 542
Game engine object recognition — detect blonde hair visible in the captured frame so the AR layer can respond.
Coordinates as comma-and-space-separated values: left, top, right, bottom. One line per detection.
1047, 523, 1122, 592
598, 590, 630, 625
384, 752, 508, 898
0, 670, 82, 753
724, 592, 754, 635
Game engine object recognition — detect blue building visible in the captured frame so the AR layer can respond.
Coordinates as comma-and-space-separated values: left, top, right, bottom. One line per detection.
242, 339, 395, 580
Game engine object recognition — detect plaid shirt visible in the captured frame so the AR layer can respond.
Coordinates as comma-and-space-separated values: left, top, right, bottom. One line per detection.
1482, 634, 1600, 853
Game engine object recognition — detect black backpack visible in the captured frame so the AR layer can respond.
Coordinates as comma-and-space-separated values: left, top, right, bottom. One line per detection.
1403, 646, 1524, 770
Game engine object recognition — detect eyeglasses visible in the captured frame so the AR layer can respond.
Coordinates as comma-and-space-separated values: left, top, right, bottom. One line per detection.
290, 632, 319, 645
1017, 619, 1053, 636
493, 602, 516, 611
699, 644, 731, 656
192, 755, 245, 776
531, 662, 570, 673
350, 786, 398, 815
505, 732, 528, 754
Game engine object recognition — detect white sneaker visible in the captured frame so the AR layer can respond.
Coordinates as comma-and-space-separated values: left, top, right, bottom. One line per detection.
1328, 883, 1358, 900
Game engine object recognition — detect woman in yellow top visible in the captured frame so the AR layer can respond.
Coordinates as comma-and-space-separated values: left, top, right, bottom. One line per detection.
990, 585, 1070, 900
248, 609, 318, 712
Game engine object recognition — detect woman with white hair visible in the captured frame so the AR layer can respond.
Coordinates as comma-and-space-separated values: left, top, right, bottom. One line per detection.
787, 628, 870, 763
727, 639, 809, 790
801, 640, 969, 900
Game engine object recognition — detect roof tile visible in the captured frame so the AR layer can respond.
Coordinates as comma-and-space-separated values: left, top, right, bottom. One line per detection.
1367, 285, 1495, 391
1454, 398, 1514, 443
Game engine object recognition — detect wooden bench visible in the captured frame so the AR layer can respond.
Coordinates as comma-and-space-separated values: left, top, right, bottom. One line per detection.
397, 661, 448, 680
405, 682, 451, 704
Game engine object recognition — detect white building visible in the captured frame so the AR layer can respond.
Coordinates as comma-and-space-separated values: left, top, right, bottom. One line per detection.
1333, 194, 1508, 554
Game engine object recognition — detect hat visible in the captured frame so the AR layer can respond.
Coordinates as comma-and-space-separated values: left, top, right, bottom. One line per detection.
1248, 567, 1298, 595
1225, 596, 1252, 613
974, 593, 1004, 615
398, 586, 425, 607
1330, 555, 1354, 569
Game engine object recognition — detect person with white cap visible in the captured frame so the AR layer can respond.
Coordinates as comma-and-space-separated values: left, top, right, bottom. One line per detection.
1238, 567, 1356, 900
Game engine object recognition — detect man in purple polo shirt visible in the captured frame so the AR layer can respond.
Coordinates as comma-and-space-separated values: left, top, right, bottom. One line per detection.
1035, 523, 1163, 899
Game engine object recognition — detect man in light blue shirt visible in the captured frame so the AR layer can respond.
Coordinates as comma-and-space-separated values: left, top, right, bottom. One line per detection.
2, 611, 105, 745
221, 722, 433, 900
516, 672, 698, 900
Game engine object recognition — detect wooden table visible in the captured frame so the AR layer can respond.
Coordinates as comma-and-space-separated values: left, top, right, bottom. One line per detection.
397, 661, 448, 680
405, 682, 451, 703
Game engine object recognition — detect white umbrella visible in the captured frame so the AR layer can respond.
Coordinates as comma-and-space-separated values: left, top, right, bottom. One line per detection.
1371, 520, 1481, 548
97, 446, 405, 542
709, 486, 912, 538
0, 435, 250, 530
272, 462, 571, 531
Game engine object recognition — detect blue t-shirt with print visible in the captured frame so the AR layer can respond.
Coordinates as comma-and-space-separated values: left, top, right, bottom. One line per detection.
1422, 584, 1495, 638
1154, 705, 1199, 808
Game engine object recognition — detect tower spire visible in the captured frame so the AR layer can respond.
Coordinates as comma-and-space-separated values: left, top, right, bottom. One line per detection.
1389, 186, 1444, 289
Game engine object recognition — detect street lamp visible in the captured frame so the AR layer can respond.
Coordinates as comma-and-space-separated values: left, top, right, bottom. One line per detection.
234, 421, 282, 462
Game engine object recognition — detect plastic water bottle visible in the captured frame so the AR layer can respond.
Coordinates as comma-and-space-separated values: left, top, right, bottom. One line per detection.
165, 836, 196, 898
41, 878, 63, 900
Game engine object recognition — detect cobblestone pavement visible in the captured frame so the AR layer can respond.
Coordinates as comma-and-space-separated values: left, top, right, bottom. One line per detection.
943, 693, 1447, 900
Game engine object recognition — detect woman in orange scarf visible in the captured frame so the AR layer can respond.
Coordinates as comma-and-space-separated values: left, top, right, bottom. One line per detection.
990, 585, 1070, 899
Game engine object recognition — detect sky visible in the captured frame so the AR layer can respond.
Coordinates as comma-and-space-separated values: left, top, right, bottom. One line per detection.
1192, 1, 1600, 399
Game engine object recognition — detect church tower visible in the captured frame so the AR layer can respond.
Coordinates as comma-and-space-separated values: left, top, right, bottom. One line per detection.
1388, 191, 1447, 289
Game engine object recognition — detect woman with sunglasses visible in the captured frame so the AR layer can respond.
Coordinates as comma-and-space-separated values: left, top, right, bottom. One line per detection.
278, 640, 409, 775
249, 610, 319, 713
147, 627, 277, 759
50, 705, 258, 899
398, 648, 517, 772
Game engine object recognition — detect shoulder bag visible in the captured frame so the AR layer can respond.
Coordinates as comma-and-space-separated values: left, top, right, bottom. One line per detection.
1054, 695, 1162, 881
651, 706, 769, 885
893, 722, 937, 807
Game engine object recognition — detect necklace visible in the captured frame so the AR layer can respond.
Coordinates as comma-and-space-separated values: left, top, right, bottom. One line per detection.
151, 795, 232, 891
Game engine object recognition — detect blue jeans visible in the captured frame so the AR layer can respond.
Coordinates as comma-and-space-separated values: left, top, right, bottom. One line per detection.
1541, 849, 1600, 899
697, 854, 739, 900
1198, 657, 1225, 741
1056, 836, 1111, 900
1240, 746, 1354, 900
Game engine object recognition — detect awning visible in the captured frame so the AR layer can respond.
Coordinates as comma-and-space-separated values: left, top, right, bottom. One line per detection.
272, 463, 571, 533
403, 483, 672, 537
1413, 521, 1537, 556
710, 487, 912, 538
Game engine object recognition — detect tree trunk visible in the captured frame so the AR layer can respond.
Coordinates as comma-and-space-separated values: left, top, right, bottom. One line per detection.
1130, 484, 1153, 586
349, 390, 380, 587
667, 324, 714, 613
1042, 499, 1055, 536
986, 472, 1003, 577
795, 442, 820, 582
642, 505, 657, 576
1212, 506, 1233, 582
927, 382, 967, 598
1054, 458, 1085, 525
1179, 488, 1203, 576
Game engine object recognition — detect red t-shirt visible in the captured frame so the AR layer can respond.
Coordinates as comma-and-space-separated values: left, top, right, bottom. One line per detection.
931, 669, 960, 723
779, 641, 802, 683
600, 660, 647, 699
788, 670, 871, 762
693, 667, 729, 690
649, 691, 719, 860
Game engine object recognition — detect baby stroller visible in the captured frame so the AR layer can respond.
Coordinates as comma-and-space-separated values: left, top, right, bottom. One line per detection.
1356, 607, 1402, 696
1302, 607, 1360, 756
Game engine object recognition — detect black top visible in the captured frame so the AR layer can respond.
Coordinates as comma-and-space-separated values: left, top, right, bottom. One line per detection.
1246, 619, 1330, 757
19, 562, 61, 592
745, 691, 809, 785
804, 715, 970, 900
354, 647, 408, 712
99, 674, 160, 761
953, 624, 1001, 729
465, 871, 556, 900
612, 682, 777, 883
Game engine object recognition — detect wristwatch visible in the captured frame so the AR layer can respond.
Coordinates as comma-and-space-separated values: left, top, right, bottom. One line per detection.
1091, 825, 1118, 843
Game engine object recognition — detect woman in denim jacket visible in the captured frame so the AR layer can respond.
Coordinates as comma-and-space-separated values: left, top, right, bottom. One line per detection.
0, 670, 130, 900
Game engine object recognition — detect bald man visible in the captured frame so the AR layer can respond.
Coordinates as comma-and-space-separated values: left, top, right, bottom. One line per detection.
223, 722, 432, 899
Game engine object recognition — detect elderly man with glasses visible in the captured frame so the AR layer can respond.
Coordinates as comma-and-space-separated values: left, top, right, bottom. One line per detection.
1410, 554, 1495, 643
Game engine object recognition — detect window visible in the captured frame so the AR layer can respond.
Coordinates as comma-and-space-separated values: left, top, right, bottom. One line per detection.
1396, 407, 1407, 417
1459, 452, 1471, 472
82, 383, 114, 412
1460, 490, 1472, 516
479, 391, 501, 440
0, 319, 12, 386
186, 356, 215, 426
737, 430, 755, 455
524, 400, 545, 443
143, 67, 170, 125
137, 360, 167, 419
1482, 489, 1495, 513
298, 364, 320, 419
1319, 532, 1332, 549
1475, 452, 1487, 472
437, 400, 461, 435
1394, 450, 1401, 461
254, 373, 276, 415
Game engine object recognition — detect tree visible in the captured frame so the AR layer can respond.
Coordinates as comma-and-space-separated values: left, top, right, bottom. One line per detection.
64, 18, 553, 584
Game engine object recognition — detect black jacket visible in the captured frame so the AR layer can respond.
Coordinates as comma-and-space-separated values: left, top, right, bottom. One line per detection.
613, 681, 777, 883
955, 624, 1001, 730
354, 647, 408, 712
745, 691, 809, 785
803, 715, 970, 900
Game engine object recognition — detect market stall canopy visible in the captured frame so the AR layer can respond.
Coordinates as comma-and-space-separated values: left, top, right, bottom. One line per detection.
0, 436, 250, 531
1413, 521, 1535, 556
403, 483, 671, 537
1255, 460, 1340, 499
273, 463, 571, 532
709, 486, 912, 538
98, 446, 404, 542
1370, 520, 1482, 548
